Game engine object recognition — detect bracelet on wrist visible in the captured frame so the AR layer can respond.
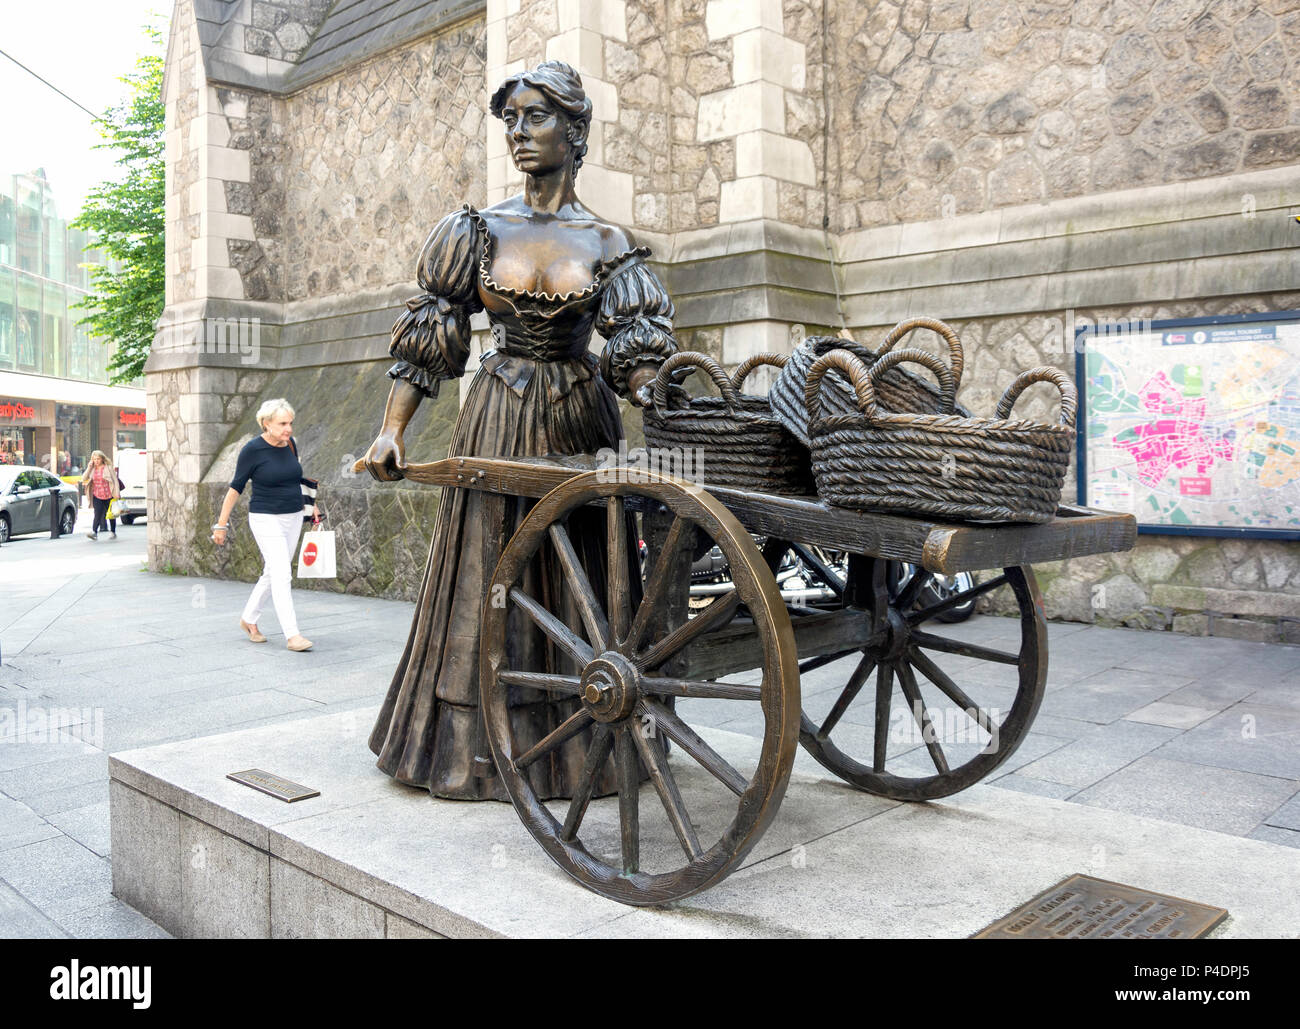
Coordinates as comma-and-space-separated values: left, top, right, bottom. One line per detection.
212, 523, 228, 530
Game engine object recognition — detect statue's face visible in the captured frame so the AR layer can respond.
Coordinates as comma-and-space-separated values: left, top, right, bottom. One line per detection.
501, 84, 572, 176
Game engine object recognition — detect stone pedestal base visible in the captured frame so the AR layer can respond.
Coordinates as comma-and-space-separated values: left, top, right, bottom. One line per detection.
108, 708, 1300, 938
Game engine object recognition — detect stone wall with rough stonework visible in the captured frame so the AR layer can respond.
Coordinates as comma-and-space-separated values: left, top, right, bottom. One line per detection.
283, 23, 488, 301
827, 0, 1300, 232
164, 2, 202, 305
149, 11, 489, 598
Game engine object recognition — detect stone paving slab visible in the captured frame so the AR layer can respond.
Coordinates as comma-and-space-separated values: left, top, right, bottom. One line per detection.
1262, 790, 1300, 832
1014, 721, 1182, 789
1156, 702, 1300, 780
1071, 756, 1299, 836
0, 835, 112, 924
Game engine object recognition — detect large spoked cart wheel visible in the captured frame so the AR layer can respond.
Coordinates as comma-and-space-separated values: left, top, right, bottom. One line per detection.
479, 470, 800, 906
791, 555, 1047, 801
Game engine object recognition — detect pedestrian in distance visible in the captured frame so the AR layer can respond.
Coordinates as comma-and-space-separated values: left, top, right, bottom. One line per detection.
211, 398, 316, 652
81, 450, 120, 541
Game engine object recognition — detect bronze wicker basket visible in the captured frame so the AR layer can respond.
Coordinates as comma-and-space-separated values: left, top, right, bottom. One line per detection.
642, 351, 815, 495
771, 317, 971, 447
804, 348, 1078, 524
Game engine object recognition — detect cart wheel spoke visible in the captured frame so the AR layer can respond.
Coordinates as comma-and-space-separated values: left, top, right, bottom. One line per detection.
911, 629, 1019, 666
625, 515, 690, 653
637, 588, 742, 671
641, 676, 761, 701
907, 648, 996, 737
800, 647, 859, 677
643, 697, 748, 796
561, 725, 614, 841
548, 522, 609, 652
514, 708, 594, 770
895, 567, 934, 612
509, 587, 595, 668
817, 651, 875, 739
607, 497, 632, 646
907, 573, 1009, 625
897, 661, 949, 775
872, 663, 894, 773
498, 671, 584, 695
615, 727, 640, 875
632, 714, 702, 861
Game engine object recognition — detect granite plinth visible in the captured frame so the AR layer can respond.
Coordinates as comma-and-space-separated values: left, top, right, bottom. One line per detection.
108, 707, 1300, 938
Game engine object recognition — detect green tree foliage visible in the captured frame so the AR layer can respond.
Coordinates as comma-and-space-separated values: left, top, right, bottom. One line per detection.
71, 29, 165, 385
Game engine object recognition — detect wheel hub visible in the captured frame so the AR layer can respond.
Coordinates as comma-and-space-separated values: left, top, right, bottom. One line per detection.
580, 652, 640, 723
880, 607, 911, 662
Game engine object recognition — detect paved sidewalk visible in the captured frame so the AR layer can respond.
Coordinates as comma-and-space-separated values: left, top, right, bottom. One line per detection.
1, 513, 1298, 937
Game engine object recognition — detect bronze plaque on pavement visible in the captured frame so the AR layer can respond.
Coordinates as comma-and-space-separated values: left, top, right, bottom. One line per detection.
227, 768, 320, 803
974, 874, 1228, 939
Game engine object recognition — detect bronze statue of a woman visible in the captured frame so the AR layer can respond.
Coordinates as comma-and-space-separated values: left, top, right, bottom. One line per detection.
363, 61, 677, 799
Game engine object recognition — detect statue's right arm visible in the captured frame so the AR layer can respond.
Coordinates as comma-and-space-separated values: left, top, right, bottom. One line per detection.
364, 379, 424, 481
364, 210, 482, 482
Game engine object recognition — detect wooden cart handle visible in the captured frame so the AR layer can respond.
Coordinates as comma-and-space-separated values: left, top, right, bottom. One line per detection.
652, 351, 740, 410
875, 317, 965, 391
729, 352, 787, 394
995, 367, 1079, 426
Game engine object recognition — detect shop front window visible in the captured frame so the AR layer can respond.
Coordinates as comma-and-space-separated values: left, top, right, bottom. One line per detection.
56, 403, 96, 476
0, 426, 31, 465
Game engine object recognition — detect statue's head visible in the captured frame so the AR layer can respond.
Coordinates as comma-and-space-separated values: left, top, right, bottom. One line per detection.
490, 61, 592, 176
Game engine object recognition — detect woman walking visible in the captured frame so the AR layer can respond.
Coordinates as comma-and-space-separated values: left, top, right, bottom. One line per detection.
212, 398, 315, 652
81, 450, 120, 540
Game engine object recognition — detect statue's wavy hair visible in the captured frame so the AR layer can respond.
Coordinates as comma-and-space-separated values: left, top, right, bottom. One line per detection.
489, 61, 592, 174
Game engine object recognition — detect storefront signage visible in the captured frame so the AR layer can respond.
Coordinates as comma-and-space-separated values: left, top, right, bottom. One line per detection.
119, 410, 146, 427
1, 401, 37, 421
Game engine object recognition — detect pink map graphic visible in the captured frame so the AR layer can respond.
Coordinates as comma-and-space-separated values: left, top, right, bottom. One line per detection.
1114, 371, 1235, 487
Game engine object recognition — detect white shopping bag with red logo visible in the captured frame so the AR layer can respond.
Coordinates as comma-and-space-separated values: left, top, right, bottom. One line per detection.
297, 523, 337, 579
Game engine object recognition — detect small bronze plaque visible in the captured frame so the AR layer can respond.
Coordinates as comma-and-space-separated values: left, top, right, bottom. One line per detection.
974, 875, 1228, 939
227, 768, 320, 803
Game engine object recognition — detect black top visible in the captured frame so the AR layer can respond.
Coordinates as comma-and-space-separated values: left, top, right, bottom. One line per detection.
230, 436, 303, 515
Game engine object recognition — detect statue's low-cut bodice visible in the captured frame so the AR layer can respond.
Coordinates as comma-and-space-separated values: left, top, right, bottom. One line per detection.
467, 207, 651, 397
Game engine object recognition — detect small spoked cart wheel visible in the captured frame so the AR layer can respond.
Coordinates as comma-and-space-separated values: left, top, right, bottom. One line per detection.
796, 561, 1048, 801
480, 470, 800, 905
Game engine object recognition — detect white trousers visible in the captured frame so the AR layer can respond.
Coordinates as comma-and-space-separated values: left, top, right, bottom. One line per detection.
241, 511, 303, 638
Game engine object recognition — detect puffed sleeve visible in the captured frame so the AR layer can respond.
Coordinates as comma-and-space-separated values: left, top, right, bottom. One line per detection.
387, 208, 485, 398
594, 256, 678, 398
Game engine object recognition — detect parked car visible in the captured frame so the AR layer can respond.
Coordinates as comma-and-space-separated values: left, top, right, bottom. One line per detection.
0, 466, 79, 543
114, 448, 148, 524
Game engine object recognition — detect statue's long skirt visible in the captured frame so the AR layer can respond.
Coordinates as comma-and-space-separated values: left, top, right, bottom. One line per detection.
368, 361, 634, 800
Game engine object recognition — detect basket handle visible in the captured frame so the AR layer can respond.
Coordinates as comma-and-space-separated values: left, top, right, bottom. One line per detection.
804, 350, 876, 423
995, 367, 1078, 426
729, 352, 788, 394
875, 317, 965, 391
652, 351, 739, 410
866, 347, 958, 415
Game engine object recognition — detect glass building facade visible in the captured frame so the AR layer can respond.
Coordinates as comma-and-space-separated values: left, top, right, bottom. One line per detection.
0, 170, 144, 478
0, 170, 119, 382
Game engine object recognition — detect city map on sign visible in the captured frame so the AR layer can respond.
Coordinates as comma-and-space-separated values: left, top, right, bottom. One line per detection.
1079, 316, 1300, 535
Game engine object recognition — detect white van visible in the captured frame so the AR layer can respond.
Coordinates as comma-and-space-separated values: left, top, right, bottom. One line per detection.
114, 448, 148, 524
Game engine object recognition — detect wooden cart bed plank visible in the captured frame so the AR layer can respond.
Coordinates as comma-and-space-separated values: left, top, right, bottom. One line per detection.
398, 455, 1137, 574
